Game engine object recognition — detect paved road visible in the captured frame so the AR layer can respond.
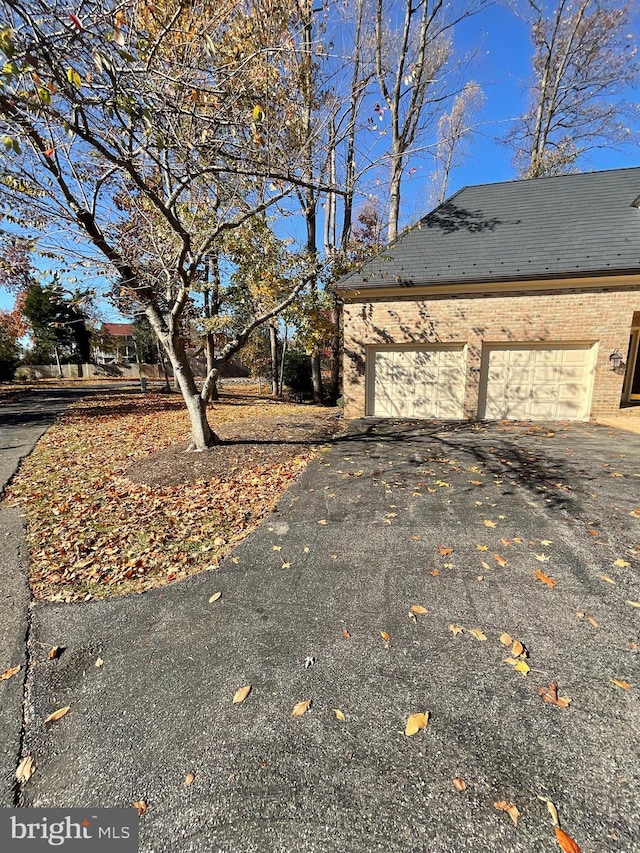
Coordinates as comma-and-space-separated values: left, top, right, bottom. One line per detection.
0, 385, 139, 807
8, 417, 639, 852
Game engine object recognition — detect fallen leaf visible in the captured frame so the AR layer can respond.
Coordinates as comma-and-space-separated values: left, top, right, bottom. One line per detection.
539, 682, 571, 708
511, 640, 526, 658
534, 569, 557, 588
555, 826, 582, 852
405, 711, 429, 736
468, 628, 487, 642
452, 777, 466, 792
477, 544, 488, 551
333, 708, 346, 722
272, 545, 282, 551
540, 539, 552, 546
208, 591, 222, 603
538, 795, 560, 827
504, 657, 530, 676
233, 685, 251, 704
292, 699, 311, 717
44, 706, 70, 724
499, 633, 513, 647
341, 629, 351, 639
587, 615, 599, 629
483, 520, 497, 528
317, 519, 328, 525
410, 604, 428, 615
629, 509, 640, 518
94, 657, 104, 668
481, 561, 491, 570
380, 630, 390, 642
493, 554, 507, 566
184, 771, 195, 786
133, 801, 147, 816
303, 546, 310, 554
588, 529, 599, 536
494, 800, 520, 827
281, 562, 292, 569
611, 678, 631, 690
16, 755, 34, 783
429, 569, 440, 576
48, 646, 61, 660
438, 546, 453, 556
626, 600, 640, 608
1, 664, 21, 681
598, 574, 617, 585
500, 538, 512, 547
449, 624, 464, 636
535, 554, 550, 562
613, 559, 631, 568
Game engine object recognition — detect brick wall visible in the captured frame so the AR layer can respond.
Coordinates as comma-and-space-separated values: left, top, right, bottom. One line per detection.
342, 287, 639, 420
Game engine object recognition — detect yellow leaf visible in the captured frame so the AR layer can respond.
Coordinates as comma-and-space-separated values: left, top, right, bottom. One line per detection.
47, 646, 61, 660
611, 678, 631, 690
44, 706, 70, 724
626, 600, 640, 608
233, 685, 251, 704
333, 708, 346, 722
494, 800, 520, 826
598, 574, 616, 585
16, 755, 34, 783
499, 633, 513, 647
252, 104, 265, 121
449, 624, 464, 636
410, 604, 428, 615
184, 771, 195, 786
303, 546, 310, 553
613, 559, 630, 568
317, 519, 328, 525
94, 657, 104, 668
435, 480, 450, 487
66, 66, 81, 87
535, 554, 550, 562
504, 657, 530, 675
477, 544, 488, 551
281, 562, 291, 569
405, 711, 429, 736
540, 539, 552, 546
1, 664, 21, 681
483, 519, 497, 528
537, 794, 559, 827
272, 545, 282, 551
469, 628, 487, 642
292, 699, 311, 717
208, 591, 222, 603
481, 561, 491, 570
380, 630, 390, 642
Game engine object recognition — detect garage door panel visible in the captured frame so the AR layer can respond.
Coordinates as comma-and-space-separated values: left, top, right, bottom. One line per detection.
481, 343, 594, 421
371, 346, 465, 419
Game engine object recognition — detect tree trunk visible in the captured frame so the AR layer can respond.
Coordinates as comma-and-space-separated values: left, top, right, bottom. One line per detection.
146, 306, 218, 450
387, 159, 402, 243
202, 331, 218, 402
311, 354, 322, 404
269, 320, 280, 396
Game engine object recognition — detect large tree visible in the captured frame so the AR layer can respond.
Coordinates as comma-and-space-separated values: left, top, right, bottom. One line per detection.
509, 0, 640, 178
0, 0, 323, 449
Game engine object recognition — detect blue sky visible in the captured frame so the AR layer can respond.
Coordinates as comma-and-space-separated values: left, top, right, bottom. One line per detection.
2, 1, 639, 320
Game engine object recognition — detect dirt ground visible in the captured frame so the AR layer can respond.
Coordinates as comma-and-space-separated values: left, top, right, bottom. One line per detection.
125, 408, 344, 487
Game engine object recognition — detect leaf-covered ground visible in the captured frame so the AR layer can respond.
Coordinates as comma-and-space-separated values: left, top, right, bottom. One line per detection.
6, 388, 341, 602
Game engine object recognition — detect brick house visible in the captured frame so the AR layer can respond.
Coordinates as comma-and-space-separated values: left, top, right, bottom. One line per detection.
336, 167, 640, 422
94, 323, 137, 364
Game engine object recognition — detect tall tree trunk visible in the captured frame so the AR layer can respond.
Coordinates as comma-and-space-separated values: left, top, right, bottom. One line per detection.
387, 156, 403, 243
269, 319, 280, 396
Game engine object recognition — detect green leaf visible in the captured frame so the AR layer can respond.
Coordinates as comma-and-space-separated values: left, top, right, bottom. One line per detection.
0, 29, 14, 59
38, 87, 52, 106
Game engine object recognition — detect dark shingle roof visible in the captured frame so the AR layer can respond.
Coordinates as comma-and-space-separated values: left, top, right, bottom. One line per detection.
337, 167, 640, 292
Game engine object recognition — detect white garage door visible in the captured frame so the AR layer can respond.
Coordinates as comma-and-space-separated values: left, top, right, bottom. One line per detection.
369, 346, 466, 419
479, 343, 596, 421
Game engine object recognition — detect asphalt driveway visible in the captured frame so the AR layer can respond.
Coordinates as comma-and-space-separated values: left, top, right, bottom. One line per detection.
9, 418, 640, 852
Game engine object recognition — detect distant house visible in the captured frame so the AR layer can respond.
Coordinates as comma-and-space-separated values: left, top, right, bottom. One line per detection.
94, 323, 137, 365
336, 167, 640, 422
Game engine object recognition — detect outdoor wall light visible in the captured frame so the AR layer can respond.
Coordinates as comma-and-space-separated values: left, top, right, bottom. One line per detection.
609, 348, 623, 371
